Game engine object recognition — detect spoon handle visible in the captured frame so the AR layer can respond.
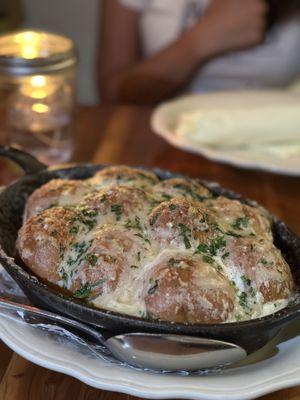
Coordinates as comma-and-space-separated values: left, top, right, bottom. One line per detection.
0, 297, 106, 345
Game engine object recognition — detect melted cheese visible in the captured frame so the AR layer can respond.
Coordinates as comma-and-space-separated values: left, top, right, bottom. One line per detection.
23, 168, 294, 324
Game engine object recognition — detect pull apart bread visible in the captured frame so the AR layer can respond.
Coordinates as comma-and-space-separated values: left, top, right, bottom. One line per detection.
17, 166, 294, 324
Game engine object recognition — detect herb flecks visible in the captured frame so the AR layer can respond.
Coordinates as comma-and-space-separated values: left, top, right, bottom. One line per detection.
134, 232, 151, 245
124, 216, 142, 230
195, 235, 226, 259
111, 204, 123, 221
150, 212, 160, 226
73, 278, 107, 299
241, 275, 252, 287
74, 283, 91, 299
70, 208, 99, 232
173, 183, 206, 202
179, 223, 191, 249
168, 258, 185, 267
85, 253, 98, 266
232, 210, 249, 230
161, 193, 172, 201
65, 240, 92, 274
238, 291, 248, 308
69, 226, 79, 235
168, 257, 177, 266
148, 279, 159, 295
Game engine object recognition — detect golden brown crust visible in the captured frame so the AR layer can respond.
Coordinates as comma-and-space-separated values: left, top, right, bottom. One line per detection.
206, 196, 272, 240
89, 166, 159, 188
24, 179, 91, 220
148, 198, 217, 249
17, 166, 294, 324
69, 227, 149, 299
144, 257, 235, 323
17, 207, 76, 284
153, 178, 211, 202
225, 237, 294, 304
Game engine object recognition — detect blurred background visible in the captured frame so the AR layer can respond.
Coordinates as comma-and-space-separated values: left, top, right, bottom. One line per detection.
0, 0, 100, 104
0, 0, 299, 170
2, 0, 300, 105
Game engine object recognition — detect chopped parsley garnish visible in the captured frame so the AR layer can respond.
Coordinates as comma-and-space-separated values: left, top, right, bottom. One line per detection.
241, 275, 256, 297
179, 223, 191, 249
69, 226, 79, 235
111, 204, 123, 221
260, 258, 268, 265
195, 236, 227, 266
203, 255, 214, 264
74, 283, 91, 299
134, 232, 151, 244
73, 278, 107, 299
173, 183, 206, 202
195, 235, 226, 257
84, 219, 97, 231
59, 244, 66, 255
209, 236, 226, 256
136, 172, 157, 184
168, 257, 177, 266
148, 279, 159, 295
85, 253, 98, 266
161, 193, 172, 201
231, 210, 249, 230
82, 209, 98, 218
66, 240, 92, 268
124, 216, 142, 230
100, 194, 107, 203
71, 208, 98, 232
150, 212, 160, 226
225, 230, 243, 238
241, 275, 252, 286
169, 204, 177, 211
150, 198, 161, 207
238, 291, 248, 308
61, 271, 68, 286
215, 225, 242, 238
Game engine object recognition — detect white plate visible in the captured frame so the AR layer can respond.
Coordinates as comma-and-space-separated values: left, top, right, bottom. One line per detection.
151, 92, 300, 176
1, 311, 300, 400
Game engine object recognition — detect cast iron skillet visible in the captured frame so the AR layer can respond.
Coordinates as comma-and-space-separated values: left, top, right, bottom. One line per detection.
0, 146, 299, 356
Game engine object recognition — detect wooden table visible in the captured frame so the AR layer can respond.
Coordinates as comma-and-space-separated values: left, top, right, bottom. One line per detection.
0, 105, 299, 400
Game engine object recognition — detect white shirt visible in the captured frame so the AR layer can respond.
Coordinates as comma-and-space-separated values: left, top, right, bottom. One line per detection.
119, 0, 300, 91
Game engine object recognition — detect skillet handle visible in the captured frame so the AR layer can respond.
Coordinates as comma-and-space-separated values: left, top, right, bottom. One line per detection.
0, 146, 46, 175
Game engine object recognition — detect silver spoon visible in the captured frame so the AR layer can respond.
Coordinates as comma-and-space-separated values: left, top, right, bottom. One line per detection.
0, 297, 247, 371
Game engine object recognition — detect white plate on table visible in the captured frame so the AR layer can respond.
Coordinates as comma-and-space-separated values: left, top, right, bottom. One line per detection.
1, 299, 300, 400
151, 92, 300, 176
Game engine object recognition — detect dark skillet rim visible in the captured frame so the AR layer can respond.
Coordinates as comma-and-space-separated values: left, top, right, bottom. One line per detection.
0, 162, 299, 332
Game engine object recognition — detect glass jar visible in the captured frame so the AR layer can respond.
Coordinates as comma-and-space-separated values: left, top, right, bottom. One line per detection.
0, 30, 77, 165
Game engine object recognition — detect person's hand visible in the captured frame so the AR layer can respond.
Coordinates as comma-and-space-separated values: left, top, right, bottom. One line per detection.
197, 0, 268, 57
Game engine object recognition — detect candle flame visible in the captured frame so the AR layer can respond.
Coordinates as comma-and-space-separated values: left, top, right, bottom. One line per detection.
14, 31, 41, 59
32, 103, 49, 113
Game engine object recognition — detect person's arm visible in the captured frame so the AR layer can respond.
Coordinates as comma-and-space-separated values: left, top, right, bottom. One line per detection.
99, 0, 268, 105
